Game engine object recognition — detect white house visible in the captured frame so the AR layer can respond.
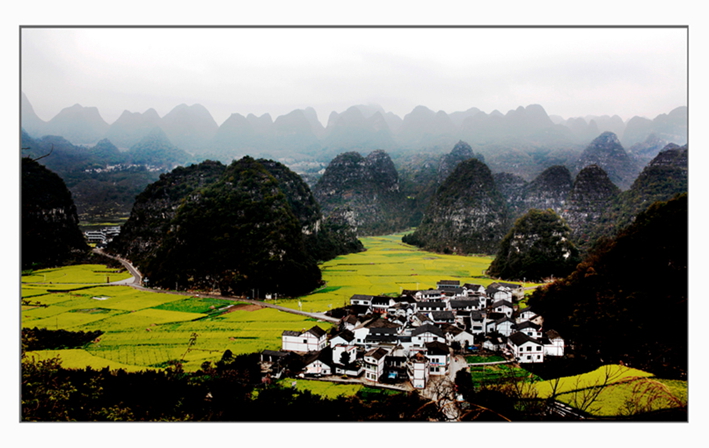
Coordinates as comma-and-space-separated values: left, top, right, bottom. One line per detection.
508, 332, 544, 363
494, 316, 516, 337
441, 324, 475, 350
513, 320, 542, 339
350, 294, 373, 306
407, 352, 430, 389
302, 348, 333, 376
490, 299, 514, 318
282, 326, 328, 352
371, 295, 394, 314
517, 307, 538, 322
364, 346, 389, 382
411, 323, 446, 348
425, 341, 450, 376
417, 289, 444, 302
330, 330, 358, 366
543, 329, 565, 357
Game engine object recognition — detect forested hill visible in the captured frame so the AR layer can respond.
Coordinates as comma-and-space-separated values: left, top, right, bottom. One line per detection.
528, 194, 687, 378
109, 157, 362, 296
22, 157, 89, 269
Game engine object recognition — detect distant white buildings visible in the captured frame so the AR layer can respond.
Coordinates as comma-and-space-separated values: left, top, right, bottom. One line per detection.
272, 279, 564, 390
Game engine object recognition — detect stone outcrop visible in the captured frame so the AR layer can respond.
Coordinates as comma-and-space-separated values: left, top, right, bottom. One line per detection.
403, 158, 510, 255
313, 150, 406, 236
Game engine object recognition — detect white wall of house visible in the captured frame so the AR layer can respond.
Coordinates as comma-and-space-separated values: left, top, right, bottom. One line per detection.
364, 353, 387, 382
497, 321, 514, 337
332, 344, 358, 365
304, 359, 332, 376
408, 359, 429, 388
510, 340, 544, 363
282, 331, 327, 352
426, 353, 449, 376
544, 339, 564, 356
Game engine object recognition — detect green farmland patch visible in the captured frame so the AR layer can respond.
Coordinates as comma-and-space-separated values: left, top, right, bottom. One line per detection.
21, 264, 131, 284
278, 378, 363, 399
18, 235, 503, 373
153, 296, 236, 314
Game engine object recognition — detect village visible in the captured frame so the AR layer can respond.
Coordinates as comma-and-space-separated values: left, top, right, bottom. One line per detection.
262, 280, 565, 391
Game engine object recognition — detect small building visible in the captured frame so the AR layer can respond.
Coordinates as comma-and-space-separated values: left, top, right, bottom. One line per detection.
543, 329, 565, 357
513, 320, 542, 339
282, 325, 328, 352
441, 324, 475, 350
430, 310, 456, 325
330, 329, 358, 366
494, 316, 515, 337
508, 332, 544, 363
437, 279, 461, 291
489, 299, 514, 318
407, 352, 430, 389
371, 295, 394, 314
364, 347, 389, 382
350, 294, 374, 307
411, 323, 446, 347
417, 289, 443, 302
302, 347, 333, 376
425, 341, 450, 375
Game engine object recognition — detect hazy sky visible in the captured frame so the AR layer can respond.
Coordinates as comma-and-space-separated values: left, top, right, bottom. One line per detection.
21, 27, 687, 127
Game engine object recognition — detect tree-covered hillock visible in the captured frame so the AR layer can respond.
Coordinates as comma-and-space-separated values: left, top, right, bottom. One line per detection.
487, 208, 580, 282
22, 157, 89, 269
108, 160, 227, 269
403, 158, 510, 254
528, 194, 687, 378
140, 157, 322, 295
110, 157, 362, 296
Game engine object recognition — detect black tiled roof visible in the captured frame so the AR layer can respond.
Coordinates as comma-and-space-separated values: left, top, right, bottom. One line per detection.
307, 326, 327, 338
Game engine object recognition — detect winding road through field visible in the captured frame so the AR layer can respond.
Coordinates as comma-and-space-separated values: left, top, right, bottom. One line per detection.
93, 248, 340, 324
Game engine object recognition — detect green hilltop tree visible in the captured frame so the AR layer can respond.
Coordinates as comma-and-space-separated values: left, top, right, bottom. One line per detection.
487, 208, 580, 282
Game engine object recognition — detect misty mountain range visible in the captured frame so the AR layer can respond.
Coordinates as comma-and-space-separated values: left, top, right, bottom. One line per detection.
21, 93, 686, 164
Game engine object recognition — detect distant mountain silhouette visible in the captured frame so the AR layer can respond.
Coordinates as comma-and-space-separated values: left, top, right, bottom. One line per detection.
44, 103, 110, 145
21, 92, 47, 137
159, 103, 219, 152
105, 108, 161, 149
574, 132, 640, 190
21, 93, 686, 167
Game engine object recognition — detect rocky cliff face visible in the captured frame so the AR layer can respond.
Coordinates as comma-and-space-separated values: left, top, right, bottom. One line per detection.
436, 140, 485, 184
574, 132, 640, 190
585, 143, 687, 248
562, 164, 620, 244
313, 150, 407, 236
522, 165, 574, 216
403, 158, 510, 255
22, 157, 89, 269
492, 172, 528, 219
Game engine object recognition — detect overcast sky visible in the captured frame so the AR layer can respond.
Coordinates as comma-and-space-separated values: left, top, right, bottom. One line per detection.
21, 27, 687, 127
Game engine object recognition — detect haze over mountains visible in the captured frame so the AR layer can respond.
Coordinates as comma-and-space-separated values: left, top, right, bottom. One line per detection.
22, 93, 686, 164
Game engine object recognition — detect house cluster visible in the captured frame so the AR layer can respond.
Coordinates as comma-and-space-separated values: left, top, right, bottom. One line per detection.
264, 280, 564, 390
84, 226, 121, 247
